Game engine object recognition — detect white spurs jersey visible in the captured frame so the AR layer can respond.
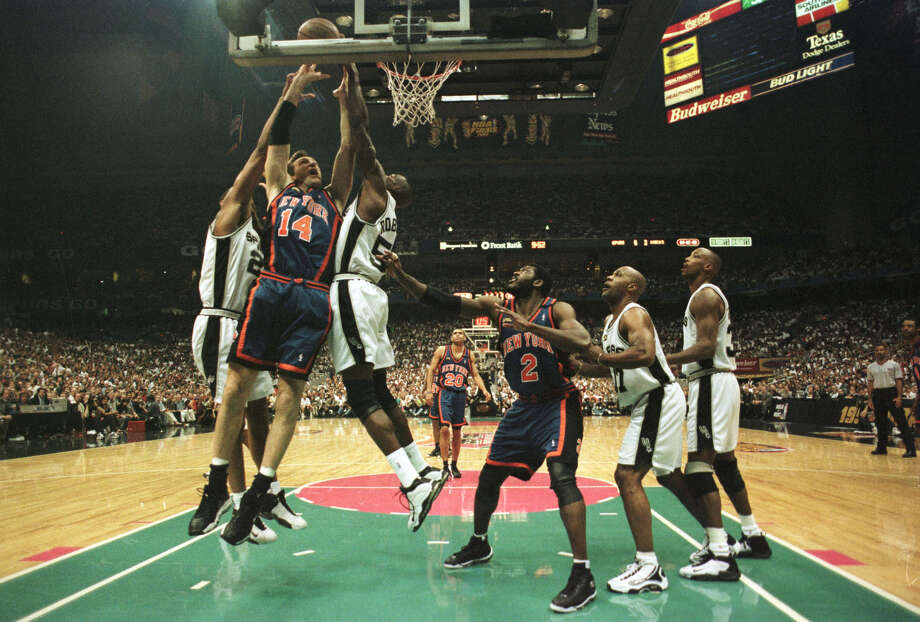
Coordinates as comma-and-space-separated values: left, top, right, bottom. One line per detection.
681, 283, 735, 376
603, 303, 675, 407
333, 190, 397, 284
197, 217, 262, 315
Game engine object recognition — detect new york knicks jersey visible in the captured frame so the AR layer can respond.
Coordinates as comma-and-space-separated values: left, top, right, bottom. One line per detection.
436, 344, 472, 392
198, 217, 262, 315
263, 183, 340, 282
334, 191, 397, 283
498, 297, 574, 398
681, 283, 735, 376
603, 303, 674, 407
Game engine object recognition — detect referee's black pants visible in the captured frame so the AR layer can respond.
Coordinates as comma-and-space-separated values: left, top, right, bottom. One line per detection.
873, 388, 915, 451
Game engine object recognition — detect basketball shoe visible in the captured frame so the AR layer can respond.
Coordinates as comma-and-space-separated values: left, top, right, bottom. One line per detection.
450, 462, 462, 479
188, 484, 231, 536
732, 532, 772, 559
606, 560, 668, 594
260, 491, 307, 530
402, 474, 447, 532
679, 552, 741, 582
550, 565, 597, 613
248, 515, 278, 544
419, 465, 447, 483
444, 535, 493, 568
221, 488, 265, 545
689, 533, 736, 564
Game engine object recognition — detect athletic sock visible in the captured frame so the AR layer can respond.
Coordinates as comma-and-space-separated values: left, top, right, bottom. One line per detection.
270, 479, 282, 495
386, 447, 419, 488
635, 551, 657, 566
739, 514, 761, 536
258, 465, 276, 479
231, 492, 244, 510
473, 532, 487, 541
706, 527, 731, 557
573, 559, 591, 571
443, 461, 449, 469
207, 463, 228, 492
251, 472, 272, 495
403, 441, 429, 474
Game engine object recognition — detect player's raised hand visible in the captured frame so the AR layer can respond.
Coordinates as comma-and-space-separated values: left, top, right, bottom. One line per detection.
284, 64, 329, 104
332, 67, 349, 101
496, 304, 532, 332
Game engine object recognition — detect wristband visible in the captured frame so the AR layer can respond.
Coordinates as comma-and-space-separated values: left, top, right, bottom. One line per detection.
269, 101, 297, 146
420, 286, 462, 315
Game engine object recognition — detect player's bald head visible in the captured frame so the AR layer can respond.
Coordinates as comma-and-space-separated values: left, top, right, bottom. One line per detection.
621, 266, 647, 297
696, 247, 722, 276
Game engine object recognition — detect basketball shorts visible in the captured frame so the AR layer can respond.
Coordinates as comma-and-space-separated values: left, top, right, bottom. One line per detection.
433, 388, 467, 428
329, 277, 395, 373
618, 383, 685, 476
428, 389, 440, 421
486, 390, 583, 481
230, 274, 333, 380
192, 313, 273, 404
687, 372, 741, 454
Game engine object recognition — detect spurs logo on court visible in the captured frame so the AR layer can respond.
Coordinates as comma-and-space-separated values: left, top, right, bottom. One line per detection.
699, 425, 712, 439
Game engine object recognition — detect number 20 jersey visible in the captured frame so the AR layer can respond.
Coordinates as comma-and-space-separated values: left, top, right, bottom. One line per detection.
263, 183, 341, 282
498, 297, 574, 399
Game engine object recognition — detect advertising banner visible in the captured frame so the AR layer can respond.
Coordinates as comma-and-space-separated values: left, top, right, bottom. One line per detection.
795, 0, 850, 26
667, 86, 752, 124
750, 52, 855, 97
664, 66, 705, 106
797, 12, 852, 62
661, 0, 742, 43
662, 36, 700, 75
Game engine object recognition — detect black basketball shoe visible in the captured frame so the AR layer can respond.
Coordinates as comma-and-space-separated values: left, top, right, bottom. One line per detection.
550, 565, 597, 613
444, 536, 493, 568
220, 488, 265, 546
733, 533, 772, 559
188, 484, 231, 536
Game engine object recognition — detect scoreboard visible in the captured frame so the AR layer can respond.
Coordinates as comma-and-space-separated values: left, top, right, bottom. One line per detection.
661, 0, 855, 123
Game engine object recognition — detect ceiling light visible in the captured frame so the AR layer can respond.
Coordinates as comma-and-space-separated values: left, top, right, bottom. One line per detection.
366, 87, 381, 97
597, 8, 614, 19
574, 83, 590, 92
335, 15, 354, 28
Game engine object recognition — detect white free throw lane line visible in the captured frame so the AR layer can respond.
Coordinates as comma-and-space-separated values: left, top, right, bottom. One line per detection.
293, 550, 315, 557
651, 510, 808, 622
18, 530, 221, 622
428, 541, 450, 545
557, 551, 574, 558
190, 581, 210, 590
599, 512, 618, 516
721, 511, 920, 617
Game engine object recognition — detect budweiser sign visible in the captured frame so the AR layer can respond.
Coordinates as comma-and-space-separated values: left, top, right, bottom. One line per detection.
666, 86, 752, 124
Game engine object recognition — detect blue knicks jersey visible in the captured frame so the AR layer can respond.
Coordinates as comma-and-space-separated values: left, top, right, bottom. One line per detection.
436, 345, 472, 392
263, 183, 341, 283
498, 297, 574, 398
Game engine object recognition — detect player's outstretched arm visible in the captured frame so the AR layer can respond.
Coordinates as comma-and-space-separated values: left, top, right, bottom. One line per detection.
500, 301, 591, 354
593, 307, 656, 369
665, 288, 721, 366
326, 66, 357, 215
341, 64, 388, 222
265, 64, 330, 201
213, 74, 295, 235
375, 250, 503, 321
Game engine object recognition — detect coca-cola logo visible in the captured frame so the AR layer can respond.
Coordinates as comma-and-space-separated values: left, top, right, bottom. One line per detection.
683, 11, 712, 30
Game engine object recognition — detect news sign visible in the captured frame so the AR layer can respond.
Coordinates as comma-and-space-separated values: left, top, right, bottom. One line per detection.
662, 0, 856, 123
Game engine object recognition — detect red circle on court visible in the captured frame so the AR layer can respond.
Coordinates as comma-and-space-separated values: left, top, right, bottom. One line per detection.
296, 473, 619, 516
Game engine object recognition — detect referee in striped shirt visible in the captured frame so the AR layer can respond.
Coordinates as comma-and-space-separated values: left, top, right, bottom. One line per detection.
867, 344, 916, 457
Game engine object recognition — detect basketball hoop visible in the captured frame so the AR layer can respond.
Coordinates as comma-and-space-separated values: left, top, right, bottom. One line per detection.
376, 58, 462, 127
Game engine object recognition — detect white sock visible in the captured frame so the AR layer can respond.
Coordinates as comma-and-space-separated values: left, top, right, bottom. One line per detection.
386, 447, 419, 488
259, 466, 276, 478
635, 551, 658, 566
231, 492, 244, 510
473, 532, 487, 540
706, 527, 730, 556
573, 558, 591, 569
210, 458, 229, 467
403, 441, 429, 473
270, 480, 282, 495
739, 514, 761, 536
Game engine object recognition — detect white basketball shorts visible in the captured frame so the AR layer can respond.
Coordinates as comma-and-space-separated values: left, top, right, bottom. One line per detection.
687, 371, 741, 454
329, 277, 395, 373
618, 382, 686, 476
192, 313, 273, 405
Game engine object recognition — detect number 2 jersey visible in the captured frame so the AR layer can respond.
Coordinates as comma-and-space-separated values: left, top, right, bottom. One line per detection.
603, 302, 675, 407
498, 297, 575, 400
263, 183, 341, 282
198, 216, 262, 315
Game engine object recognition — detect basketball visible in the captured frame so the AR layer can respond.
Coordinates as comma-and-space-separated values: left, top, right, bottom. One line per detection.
297, 17, 342, 40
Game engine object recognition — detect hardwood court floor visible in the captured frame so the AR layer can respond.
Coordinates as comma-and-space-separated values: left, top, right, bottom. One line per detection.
1, 416, 918, 620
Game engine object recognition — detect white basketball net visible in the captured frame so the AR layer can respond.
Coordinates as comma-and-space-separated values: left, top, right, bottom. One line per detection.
376, 58, 462, 127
